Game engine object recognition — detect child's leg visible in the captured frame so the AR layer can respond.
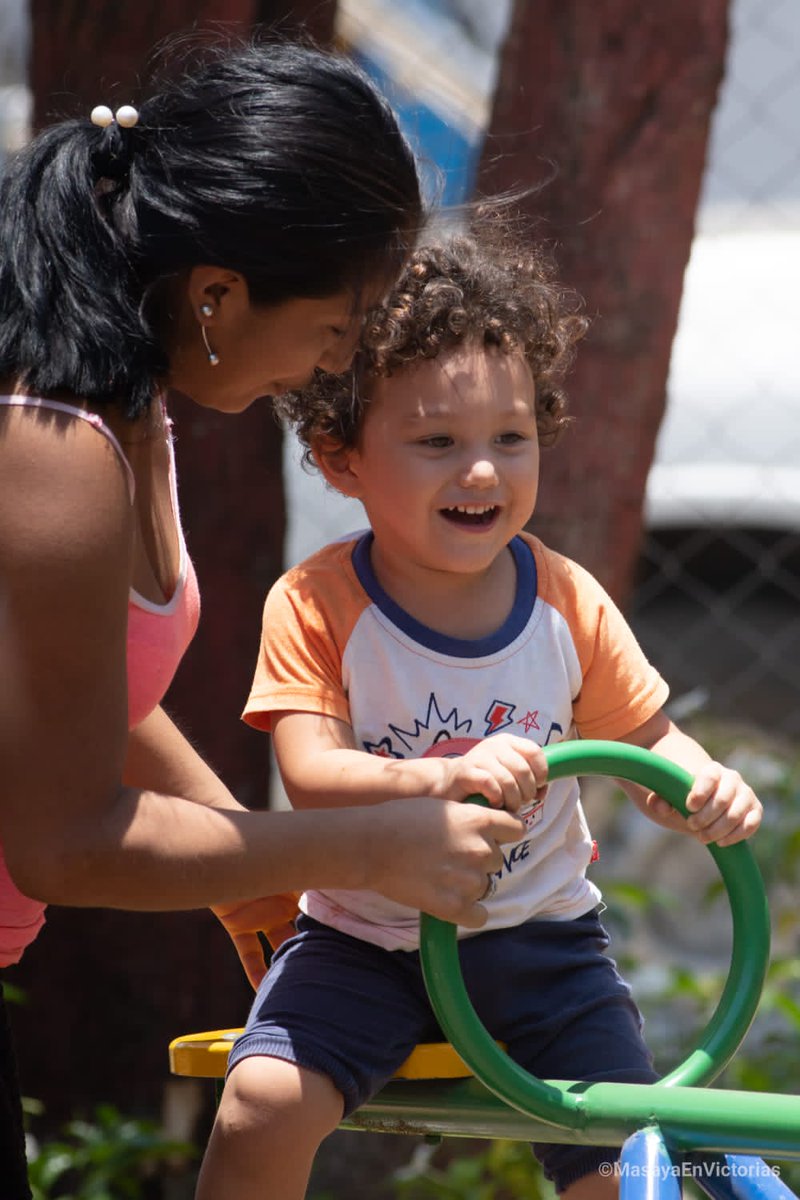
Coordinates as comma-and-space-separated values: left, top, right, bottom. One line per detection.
195, 915, 430, 1199
195, 1055, 343, 1200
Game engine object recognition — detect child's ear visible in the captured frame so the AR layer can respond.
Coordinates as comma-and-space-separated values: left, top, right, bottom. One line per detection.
312, 436, 364, 499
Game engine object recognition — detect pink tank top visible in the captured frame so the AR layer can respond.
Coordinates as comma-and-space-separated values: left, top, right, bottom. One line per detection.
0, 396, 201, 965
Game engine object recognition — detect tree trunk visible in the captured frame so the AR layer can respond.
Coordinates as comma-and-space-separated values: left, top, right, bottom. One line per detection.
31, 0, 335, 127
31, 1, 252, 128
478, 0, 730, 603
12, 0, 336, 1141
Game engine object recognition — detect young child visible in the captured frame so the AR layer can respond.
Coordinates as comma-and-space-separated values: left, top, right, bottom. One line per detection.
196, 227, 762, 1200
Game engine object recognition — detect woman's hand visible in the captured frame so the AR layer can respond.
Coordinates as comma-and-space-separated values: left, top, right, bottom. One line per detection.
360, 795, 525, 925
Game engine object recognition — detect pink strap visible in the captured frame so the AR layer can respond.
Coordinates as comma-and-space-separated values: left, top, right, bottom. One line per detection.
0, 395, 135, 502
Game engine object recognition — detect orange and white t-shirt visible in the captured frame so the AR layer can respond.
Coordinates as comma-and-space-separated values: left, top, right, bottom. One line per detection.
244, 531, 668, 951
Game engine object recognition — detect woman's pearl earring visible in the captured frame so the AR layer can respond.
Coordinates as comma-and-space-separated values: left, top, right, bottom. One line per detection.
199, 304, 219, 367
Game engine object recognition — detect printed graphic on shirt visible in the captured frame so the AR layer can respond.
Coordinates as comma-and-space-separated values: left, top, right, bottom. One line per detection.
367, 698, 548, 887
364, 691, 473, 758
485, 699, 516, 735
364, 737, 403, 760
517, 709, 540, 733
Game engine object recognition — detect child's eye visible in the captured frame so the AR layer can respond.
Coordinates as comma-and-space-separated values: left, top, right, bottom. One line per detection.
421, 436, 454, 449
496, 432, 527, 445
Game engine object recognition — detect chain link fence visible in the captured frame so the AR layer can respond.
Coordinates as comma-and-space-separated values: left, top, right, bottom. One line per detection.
629, 0, 800, 741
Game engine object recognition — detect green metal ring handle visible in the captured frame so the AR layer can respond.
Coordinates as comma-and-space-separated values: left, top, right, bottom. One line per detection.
419, 739, 770, 1132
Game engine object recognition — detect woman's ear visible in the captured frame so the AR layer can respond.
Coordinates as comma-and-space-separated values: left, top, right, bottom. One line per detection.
312, 436, 363, 499
186, 265, 249, 324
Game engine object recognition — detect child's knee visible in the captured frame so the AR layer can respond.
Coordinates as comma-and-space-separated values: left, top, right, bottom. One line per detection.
220, 1055, 344, 1139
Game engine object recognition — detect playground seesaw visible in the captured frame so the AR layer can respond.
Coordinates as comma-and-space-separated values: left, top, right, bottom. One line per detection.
169, 740, 800, 1198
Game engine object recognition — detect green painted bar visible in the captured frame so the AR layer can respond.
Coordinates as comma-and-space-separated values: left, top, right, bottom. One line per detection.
344, 1075, 800, 1161
342, 1076, 600, 1143
417, 742, 778, 1143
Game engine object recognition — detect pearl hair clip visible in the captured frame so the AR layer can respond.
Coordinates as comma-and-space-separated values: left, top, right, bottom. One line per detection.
90, 105, 140, 129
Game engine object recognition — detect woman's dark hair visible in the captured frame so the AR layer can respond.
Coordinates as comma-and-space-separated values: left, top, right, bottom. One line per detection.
277, 213, 588, 464
0, 39, 422, 418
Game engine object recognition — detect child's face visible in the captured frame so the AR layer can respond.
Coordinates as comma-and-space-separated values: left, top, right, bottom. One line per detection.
344, 342, 540, 580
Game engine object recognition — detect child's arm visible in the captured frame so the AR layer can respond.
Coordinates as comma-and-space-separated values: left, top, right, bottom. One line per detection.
617, 709, 762, 846
271, 710, 547, 814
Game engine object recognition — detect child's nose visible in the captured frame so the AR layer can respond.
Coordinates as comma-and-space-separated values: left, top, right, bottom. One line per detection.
460, 456, 499, 487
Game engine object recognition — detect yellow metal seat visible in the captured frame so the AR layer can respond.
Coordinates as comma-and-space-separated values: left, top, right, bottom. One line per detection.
169, 1028, 485, 1082
170, 890, 499, 1090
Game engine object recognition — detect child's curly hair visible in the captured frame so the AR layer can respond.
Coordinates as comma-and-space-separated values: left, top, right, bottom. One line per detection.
275, 218, 588, 466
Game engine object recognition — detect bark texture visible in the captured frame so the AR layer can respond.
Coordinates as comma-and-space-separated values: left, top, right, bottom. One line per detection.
479, 0, 730, 602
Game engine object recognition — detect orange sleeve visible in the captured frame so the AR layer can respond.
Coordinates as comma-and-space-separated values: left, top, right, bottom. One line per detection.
242, 543, 366, 733
533, 537, 669, 740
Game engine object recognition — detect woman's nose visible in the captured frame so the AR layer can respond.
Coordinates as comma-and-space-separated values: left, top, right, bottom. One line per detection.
317, 324, 362, 375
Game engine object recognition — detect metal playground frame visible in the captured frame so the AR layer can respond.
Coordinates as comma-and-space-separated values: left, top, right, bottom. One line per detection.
170, 741, 800, 1198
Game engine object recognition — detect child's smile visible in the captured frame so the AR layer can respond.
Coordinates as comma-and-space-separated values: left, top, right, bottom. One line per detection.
440, 503, 501, 529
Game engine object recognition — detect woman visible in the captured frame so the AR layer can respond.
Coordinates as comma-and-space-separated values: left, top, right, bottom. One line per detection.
0, 39, 523, 1195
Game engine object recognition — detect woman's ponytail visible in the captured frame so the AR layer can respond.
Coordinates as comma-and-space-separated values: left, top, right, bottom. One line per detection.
0, 117, 164, 418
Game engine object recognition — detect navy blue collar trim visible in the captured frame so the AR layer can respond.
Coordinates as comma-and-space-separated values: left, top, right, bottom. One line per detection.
351, 532, 537, 659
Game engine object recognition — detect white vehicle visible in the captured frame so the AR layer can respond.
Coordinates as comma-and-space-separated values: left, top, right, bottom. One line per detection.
646, 229, 800, 533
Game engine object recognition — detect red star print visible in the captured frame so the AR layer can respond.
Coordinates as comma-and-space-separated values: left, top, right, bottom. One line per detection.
517, 710, 540, 733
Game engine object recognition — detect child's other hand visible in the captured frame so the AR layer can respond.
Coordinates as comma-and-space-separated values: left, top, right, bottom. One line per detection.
212, 893, 301, 990
438, 734, 548, 812
684, 763, 762, 846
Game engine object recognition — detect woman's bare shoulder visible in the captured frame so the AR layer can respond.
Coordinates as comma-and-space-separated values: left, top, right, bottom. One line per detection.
0, 401, 133, 564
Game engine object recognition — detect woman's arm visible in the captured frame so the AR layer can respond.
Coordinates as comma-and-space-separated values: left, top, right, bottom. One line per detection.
124, 705, 244, 811
16, 785, 523, 918
0, 412, 522, 924
126, 705, 287, 990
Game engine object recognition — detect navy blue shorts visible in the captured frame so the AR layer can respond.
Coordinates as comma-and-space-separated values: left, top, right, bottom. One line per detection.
228, 908, 657, 1193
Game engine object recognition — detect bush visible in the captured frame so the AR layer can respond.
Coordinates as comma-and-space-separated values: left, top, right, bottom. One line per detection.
26, 1103, 195, 1200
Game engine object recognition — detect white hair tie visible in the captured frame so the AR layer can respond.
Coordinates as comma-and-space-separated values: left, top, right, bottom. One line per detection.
90, 105, 139, 129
